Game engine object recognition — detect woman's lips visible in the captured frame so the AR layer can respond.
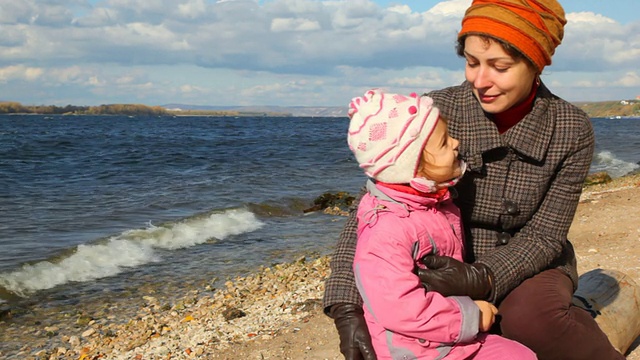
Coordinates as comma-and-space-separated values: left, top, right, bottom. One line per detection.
479, 93, 499, 103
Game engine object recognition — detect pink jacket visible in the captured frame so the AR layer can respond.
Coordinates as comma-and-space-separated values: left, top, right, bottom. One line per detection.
354, 181, 482, 359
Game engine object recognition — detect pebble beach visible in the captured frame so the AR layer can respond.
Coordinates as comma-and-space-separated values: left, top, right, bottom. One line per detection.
0, 256, 332, 360
1, 173, 639, 360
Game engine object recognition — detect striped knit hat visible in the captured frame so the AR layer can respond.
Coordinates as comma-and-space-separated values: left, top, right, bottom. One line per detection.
347, 89, 440, 190
459, 0, 566, 72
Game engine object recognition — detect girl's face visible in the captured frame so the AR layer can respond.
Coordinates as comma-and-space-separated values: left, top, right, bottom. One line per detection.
416, 119, 462, 184
463, 35, 538, 114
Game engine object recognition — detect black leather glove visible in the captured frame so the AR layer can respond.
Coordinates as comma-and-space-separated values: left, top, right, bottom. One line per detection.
417, 255, 494, 300
329, 303, 377, 360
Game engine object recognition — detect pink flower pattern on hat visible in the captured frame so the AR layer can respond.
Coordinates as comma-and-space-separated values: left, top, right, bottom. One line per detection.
369, 123, 387, 142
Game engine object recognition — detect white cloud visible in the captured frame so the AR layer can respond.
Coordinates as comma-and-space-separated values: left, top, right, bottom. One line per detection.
616, 72, 640, 87
179, 84, 206, 93
388, 70, 446, 88
0, 0, 638, 105
0, 65, 44, 82
271, 18, 321, 32
427, 0, 470, 17
567, 12, 617, 25
178, 0, 207, 18
48, 66, 90, 83
87, 75, 104, 86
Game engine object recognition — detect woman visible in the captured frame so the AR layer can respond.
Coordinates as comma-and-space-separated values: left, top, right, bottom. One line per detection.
347, 89, 536, 359
323, 1, 625, 359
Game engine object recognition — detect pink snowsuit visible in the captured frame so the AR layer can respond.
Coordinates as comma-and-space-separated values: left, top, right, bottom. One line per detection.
353, 181, 537, 360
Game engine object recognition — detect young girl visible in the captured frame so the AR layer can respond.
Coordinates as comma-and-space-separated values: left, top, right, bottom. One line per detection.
347, 89, 536, 359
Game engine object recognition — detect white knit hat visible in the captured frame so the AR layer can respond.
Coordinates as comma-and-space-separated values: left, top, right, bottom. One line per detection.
347, 89, 441, 189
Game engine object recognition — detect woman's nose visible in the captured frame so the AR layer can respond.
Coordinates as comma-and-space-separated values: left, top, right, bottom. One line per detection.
473, 66, 491, 89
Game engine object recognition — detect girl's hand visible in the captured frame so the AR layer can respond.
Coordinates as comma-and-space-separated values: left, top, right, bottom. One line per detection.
474, 300, 498, 332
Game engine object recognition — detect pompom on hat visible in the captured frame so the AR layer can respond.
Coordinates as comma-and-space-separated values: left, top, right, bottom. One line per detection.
347, 89, 451, 193
459, 0, 567, 72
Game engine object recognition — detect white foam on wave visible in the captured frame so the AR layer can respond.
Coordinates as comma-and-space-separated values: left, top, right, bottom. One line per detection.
593, 150, 639, 178
0, 209, 264, 297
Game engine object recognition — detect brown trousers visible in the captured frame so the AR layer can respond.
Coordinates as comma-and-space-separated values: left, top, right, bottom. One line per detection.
495, 268, 625, 360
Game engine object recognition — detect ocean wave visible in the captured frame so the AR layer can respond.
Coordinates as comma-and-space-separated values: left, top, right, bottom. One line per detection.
592, 150, 640, 178
0, 208, 264, 298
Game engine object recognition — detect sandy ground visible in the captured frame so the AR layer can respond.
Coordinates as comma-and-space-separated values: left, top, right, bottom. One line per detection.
214, 175, 640, 360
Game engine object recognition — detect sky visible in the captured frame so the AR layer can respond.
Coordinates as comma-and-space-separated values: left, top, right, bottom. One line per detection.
0, 0, 639, 107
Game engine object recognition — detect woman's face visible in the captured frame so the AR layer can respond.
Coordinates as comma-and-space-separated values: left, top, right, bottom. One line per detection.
463, 35, 538, 114
417, 119, 462, 184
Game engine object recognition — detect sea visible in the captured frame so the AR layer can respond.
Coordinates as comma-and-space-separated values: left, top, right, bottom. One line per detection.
0, 114, 639, 323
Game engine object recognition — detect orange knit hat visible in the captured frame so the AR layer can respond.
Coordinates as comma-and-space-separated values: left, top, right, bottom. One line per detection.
458, 0, 566, 72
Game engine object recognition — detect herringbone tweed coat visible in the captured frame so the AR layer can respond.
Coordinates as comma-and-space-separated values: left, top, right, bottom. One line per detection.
323, 81, 594, 309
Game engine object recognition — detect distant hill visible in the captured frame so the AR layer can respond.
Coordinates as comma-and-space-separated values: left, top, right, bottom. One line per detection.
573, 100, 640, 118
162, 104, 346, 117
164, 100, 640, 118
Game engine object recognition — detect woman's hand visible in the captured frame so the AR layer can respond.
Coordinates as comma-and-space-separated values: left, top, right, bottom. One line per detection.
474, 300, 498, 332
329, 303, 378, 360
417, 255, 494, 300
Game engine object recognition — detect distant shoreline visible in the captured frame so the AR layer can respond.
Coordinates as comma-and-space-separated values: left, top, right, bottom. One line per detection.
1, 99, 639, 118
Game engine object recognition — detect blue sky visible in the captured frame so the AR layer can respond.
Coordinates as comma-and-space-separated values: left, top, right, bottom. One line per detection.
1, 0, 639, 107
373, 0, 639, 24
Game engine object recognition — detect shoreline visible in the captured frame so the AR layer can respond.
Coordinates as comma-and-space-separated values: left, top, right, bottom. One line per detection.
1, 174, 639, 359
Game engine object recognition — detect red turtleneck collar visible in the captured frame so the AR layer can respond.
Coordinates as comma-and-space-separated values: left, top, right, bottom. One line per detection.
376, 182, 449, 200
491, 80, 539, 134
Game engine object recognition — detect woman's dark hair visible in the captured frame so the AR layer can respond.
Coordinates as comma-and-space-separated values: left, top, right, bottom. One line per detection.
456, 34, 536, 70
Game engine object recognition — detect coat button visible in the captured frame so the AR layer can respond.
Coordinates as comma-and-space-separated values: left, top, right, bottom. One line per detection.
418, 338, 426, 343
502, 199, 519, 215
496, 232, 511, 246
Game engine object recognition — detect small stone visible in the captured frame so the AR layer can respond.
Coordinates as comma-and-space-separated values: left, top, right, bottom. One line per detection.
44, 326, 59, 333
76, 315, 93, 327
155, 345, 170, 355
81, 328, 96, 338
0, 306, 11, 320
584, 172, 612, 186
221, 307, 246, 321
68, 335, 81, 347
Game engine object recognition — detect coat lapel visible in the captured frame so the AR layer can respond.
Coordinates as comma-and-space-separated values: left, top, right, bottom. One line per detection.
503, 83, 556, 162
